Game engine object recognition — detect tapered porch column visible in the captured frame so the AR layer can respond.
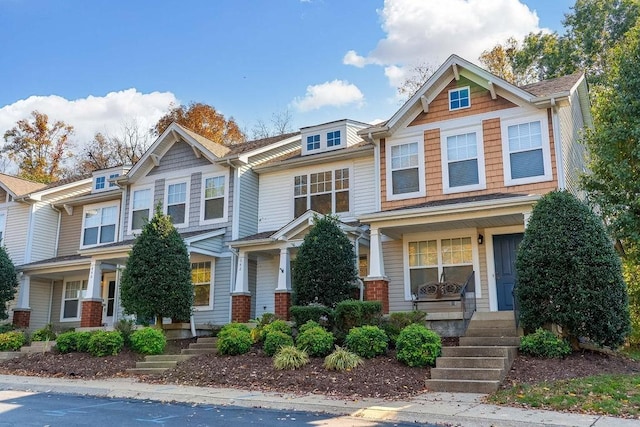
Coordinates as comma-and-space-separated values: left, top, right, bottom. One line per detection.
275, 248, 292, 320
81, 260, 103, 327
364, 226, 389, 314
12, 274, 31, 328
232, 249, 251, 322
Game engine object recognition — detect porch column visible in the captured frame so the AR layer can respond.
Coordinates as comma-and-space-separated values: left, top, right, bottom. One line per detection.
12, 274, 31, 328
364, 227, 389, 314
81, 260, 103, 327
523, 211, 532, 228
275, 248, 292, 320
231, 249, 251, 323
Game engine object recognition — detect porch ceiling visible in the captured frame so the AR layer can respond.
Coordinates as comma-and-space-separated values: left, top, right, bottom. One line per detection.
379, 213, 524, 239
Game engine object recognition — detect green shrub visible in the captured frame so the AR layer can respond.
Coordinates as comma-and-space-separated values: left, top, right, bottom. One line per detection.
249, 313, 277, 342
298, 320, 321, 334
520, 328, 572, 358
290, 305, 334, 329
380, 311, 427, 347
396, 324, 441, 367
345, 325, 389, 359
31, 323, 56, 342
0, 324, 15, 334
88, 331, 124, 357
296, 326, 335, 357
324, 346, 363, 371
0, 331, 25, 351
217, 327, 253, 355
263, 331, 294, 357
55, 331, 78, 353
75, 331, 94, 353
115, 319, 136, 347
218, 322, 251, 337
263, 320, 292, 337
334, 300, 383, 332
130, 327, 166, 355
273, 345, 309, 370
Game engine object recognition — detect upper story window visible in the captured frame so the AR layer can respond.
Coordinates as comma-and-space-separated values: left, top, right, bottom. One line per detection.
294, 168, 350, 217
442, 127, 486, 193
0, 211, 6, 242
327, 130, 341, 147
449, 87, 470, 111
502, 118, 553, 185
201, 174, 226, 223
390, 142, 420, 195
82, 203, 118, 247
131, 187, 152, 231
307, 135, 320, 151
95, 177, 106, 190
166, 180, 189, 227
109, 173, 119, 188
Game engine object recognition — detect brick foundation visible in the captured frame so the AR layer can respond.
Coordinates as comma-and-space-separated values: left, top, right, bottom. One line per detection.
364, 279, 389, 314
12, 309, 30, 329
274, 292, 291, 321
80, 300, 103, 327
231, 294, 251, 323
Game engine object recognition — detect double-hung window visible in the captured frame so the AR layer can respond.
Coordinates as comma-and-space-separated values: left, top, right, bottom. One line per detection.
82, 204, 118, 247
442, 127, 485, 193
389, 142, 421, 197
166, 180, 188, 226
62, 279, 87, 321
293, 168, 350, 217
192, 261, 212, 309
131, 187, 152, 231
502, 117, 552, 185
307, 135, 320, 151
449, 87, 470, 111
201, 174, 226, 223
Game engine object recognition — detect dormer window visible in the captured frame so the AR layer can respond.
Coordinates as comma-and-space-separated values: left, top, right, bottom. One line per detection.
307, 135, 320, 151
327, 130, 341, 147
95, 176, 106, 190
449, 86, 470, 111
109, 173, 119, 187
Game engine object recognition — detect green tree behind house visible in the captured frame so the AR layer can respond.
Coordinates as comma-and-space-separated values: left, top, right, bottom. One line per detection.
120, 206, 193, 326
515, 191, 630, 349
0, 246, 18, 320
292, 215, 357, 307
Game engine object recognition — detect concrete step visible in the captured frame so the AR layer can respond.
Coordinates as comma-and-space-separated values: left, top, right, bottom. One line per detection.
145, 354, 195, 362
188, 343, 217, 350
425, 379, 502, 393
464, 327, 519, 337
181, 348, 216, 355
196, 337, 217, 344
459, 336, 521, 346
126, 367, 169, 375
0, 351, 23, 360
441, 345, 515, 359
471, 311, 514, 321
467, 319, 517, 329
430, 367, 504, 381
135, 361, 178, 369
21, 341, 56, 353
436, 357, 508, 369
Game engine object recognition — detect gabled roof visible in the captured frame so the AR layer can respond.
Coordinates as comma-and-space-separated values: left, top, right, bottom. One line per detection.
0, 173, 47, 198
225, 132, 301, 157
360, 54, 588, 139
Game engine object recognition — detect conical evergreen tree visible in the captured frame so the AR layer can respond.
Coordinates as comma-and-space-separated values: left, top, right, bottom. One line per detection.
0, 246, 18, 320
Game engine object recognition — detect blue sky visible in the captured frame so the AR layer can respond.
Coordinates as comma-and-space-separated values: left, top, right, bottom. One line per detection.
0, 0, 575, 150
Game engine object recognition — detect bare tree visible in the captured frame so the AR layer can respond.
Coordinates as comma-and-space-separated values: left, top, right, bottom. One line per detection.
397, 61, 436, 102
251, 108, 294, 140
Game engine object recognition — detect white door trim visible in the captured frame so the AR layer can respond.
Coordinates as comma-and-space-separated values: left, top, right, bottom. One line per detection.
484, 225, 525, 312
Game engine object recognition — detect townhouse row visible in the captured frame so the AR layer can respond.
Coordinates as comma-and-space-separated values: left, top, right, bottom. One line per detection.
1, 55, 591, 335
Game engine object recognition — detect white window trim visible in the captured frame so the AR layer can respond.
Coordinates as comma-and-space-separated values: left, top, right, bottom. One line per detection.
292, 167, 353, 217
164, 177, 191, 228
449, 86, 471, 111
60, 278, 88, 322
305, 134, 321, 152
501, 114, 553, 186
0, 210, 7, 242
402, 229, 482, 301
192, 259, 215, 311
441, 125, 486, 194
80, 201, 120, 249
385, 135, 426, 201
129, 185, 154, 233
200, 172, 228, 225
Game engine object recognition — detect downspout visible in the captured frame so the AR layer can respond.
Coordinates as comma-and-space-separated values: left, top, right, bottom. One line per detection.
550, 98, 565, 190
50, 205, 62, 257
23, 204, 36, 264
227, 245, 239, 324
47, 280, 54, 324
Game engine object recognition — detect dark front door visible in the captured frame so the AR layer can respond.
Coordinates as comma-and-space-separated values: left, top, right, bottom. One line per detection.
493, 233, 524, 311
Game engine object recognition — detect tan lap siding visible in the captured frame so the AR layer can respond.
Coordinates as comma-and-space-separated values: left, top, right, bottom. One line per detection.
384, 239, 413, 313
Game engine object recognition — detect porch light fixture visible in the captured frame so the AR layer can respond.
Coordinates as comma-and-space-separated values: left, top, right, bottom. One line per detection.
478, 234, 484, 245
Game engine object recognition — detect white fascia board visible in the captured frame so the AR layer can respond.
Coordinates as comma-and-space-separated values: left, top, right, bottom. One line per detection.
236, 134, 302, 164
183, 229, 226, 245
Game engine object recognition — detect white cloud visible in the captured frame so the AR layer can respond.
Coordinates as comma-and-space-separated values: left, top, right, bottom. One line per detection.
347, 0, 542, 87
292, 80, 364, 112
0, 89, 178, 153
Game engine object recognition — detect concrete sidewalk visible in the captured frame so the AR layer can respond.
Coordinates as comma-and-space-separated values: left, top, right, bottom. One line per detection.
0, 374, 636, 427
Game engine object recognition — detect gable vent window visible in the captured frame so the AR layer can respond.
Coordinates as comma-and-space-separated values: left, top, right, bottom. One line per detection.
449, 87, 470, 111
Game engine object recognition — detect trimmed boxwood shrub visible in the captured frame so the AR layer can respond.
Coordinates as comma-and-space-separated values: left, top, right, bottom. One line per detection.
263, 320, 292, 337
217, 326, 253, 356
76, 331, 94, 353
290, 305, 334, 329
55, 331, 78, 353
335, 300, 382, 332
345, 325, 389, 359
380, 311, 427, 347
296, 326, 334, 357
0, 331, 25, 351
396, 324, 441, 367
520, 328, 572, 358
263, 331, 294, 357
130, 327, 166, 355
298, 320, 321, 334
88, 331, 124, 357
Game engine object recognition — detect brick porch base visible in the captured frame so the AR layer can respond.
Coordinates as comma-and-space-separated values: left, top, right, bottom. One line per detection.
231, 294, 251, 323
81, 299, 103, 327
12, 309, 31, 329
364, 278, 389, 314
274, 291, 291, 320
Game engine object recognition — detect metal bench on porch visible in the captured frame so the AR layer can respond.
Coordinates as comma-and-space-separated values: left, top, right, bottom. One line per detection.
412, 271, 477, 329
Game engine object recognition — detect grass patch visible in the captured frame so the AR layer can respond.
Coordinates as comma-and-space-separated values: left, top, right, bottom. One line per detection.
489, 374, 640, 416
621, 346, 640, 362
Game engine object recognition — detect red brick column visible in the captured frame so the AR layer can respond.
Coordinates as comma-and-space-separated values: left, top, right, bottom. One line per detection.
274, 291, 292, 321
231, 294, 251, 323
81, 300, 103, 327
364, 279, 389, 314
12, 309, 31, 329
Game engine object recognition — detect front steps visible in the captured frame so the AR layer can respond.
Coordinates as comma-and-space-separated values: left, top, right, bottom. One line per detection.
21, 340, 57, 354
426, 312, 520, 393
127, 336, 217, 375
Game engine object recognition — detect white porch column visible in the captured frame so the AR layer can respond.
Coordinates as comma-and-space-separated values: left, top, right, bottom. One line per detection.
233, 249, 249, 293
16, 274, 30, 309
367, 227, 386, 278
86, 259, 103, 300
276, 248, 291, 291
523, 211, 532, 229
